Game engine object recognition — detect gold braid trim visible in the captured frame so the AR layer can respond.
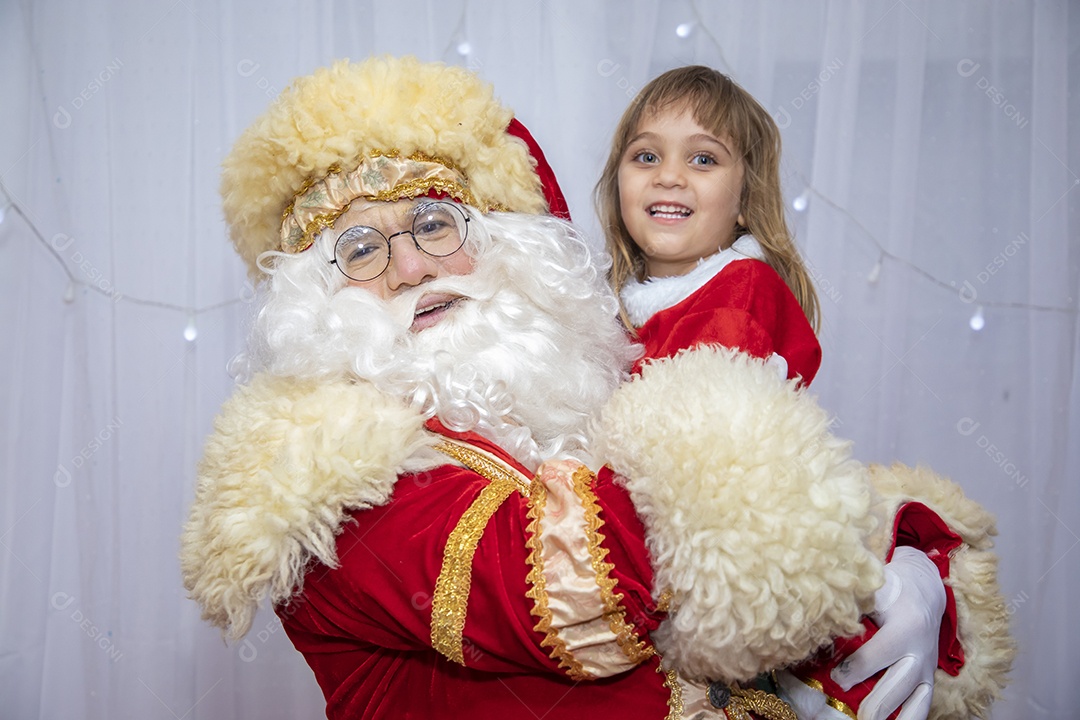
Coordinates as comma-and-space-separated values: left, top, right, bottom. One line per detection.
655, 588, 674, 613
524, 477, 592, 680
571, 466, 655, 665
365, 176, 477, 206
801, 677, 858, 719
726, 687, 798, 720
435, 441, 530, 495
429, 445, 521, 665
660, 666, 684, 720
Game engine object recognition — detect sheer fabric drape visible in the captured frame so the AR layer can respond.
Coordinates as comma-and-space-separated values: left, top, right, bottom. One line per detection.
1, 1, 1074, 717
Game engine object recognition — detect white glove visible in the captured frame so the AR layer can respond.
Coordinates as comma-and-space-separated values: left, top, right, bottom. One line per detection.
830, 546, 947, 720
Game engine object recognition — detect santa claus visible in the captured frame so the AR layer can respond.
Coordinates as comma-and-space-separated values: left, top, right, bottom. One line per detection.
181, 57, 1012, 720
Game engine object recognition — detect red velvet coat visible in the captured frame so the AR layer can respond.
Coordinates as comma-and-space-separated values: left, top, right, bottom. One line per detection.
183, 363, 1009, 720
276, 425, 678, 719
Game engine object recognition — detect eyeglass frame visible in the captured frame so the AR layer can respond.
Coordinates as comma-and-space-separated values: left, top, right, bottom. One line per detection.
328, 200, 471, 283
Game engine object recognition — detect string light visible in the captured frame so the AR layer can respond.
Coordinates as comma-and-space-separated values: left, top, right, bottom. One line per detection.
184, 314, 198, 342
0, 203, 8, 225
792, 190, 809, 212
969, 306, 985, 331
446, 3, 472, 59
867, 257, 882, 284
676, 22, 695, 38
1, 181, 246, 335
791, 173, 1072, 317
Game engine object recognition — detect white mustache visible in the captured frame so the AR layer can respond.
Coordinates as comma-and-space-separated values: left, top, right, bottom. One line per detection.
377, 271, 499, 329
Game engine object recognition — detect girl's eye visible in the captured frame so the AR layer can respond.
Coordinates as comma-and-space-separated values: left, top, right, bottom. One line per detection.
691, 153, 716, 166
633, 151, 658, 164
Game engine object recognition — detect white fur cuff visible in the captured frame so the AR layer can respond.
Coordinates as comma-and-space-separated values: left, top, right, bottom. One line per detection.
591, 346, 883, 683
180, 374, 432, 640
868, 464, 1015, 720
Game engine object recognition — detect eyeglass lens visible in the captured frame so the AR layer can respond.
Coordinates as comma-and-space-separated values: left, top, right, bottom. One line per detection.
334, 202, 467, 282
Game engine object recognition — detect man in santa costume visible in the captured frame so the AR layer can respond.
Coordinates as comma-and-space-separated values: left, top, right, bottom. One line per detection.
181, 57, 1012, 720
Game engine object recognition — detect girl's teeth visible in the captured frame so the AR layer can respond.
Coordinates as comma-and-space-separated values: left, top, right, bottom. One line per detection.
649, 205, 691, 217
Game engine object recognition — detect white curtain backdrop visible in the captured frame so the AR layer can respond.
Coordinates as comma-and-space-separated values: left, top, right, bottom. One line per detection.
1, 1, 1076, 718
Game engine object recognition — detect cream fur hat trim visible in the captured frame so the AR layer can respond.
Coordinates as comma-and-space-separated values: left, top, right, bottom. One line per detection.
221, 56, 552, 276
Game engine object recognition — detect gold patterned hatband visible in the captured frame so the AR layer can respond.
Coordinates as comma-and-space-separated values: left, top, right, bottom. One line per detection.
279, 151, 488, 255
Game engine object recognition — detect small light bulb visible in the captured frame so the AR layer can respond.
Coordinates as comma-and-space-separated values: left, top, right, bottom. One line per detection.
63, 281, 76, 303
969, 306, 985, 331
456, 41, 472, 56
792, 191, 809, 212
184, 315, 198, 342
867, 260, 881, 284
0, 205, 7, 225
676, 22, 694, 38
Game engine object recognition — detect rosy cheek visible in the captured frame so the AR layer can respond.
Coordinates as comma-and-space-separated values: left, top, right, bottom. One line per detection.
343, 276, 389, 300
444, 251, 475, 277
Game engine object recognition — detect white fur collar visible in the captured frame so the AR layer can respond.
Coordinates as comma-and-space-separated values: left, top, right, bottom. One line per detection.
620, 235, 766, 327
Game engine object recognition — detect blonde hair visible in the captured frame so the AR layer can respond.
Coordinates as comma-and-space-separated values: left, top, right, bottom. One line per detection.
596, 65, 820, 332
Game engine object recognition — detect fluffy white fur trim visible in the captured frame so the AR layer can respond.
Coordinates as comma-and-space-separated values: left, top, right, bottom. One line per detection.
180, 373, 433, 640
591, 346, 883, 683
620, 235, 766, 327
868, 464, 1015, 720
222, 56, 547, 277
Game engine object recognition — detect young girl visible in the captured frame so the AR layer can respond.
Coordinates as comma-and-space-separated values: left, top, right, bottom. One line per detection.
596, 66, 964, 719
597, 65, 821, 385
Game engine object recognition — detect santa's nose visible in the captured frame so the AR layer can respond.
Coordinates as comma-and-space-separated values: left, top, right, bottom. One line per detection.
385, 236, 440, 292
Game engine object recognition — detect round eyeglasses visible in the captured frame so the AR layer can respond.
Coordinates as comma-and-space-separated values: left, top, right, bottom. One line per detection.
330, 201, 470, 282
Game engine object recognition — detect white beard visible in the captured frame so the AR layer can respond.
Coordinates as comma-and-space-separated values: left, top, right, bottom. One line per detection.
240, 212, 642, 470
368, 257, 630, 469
